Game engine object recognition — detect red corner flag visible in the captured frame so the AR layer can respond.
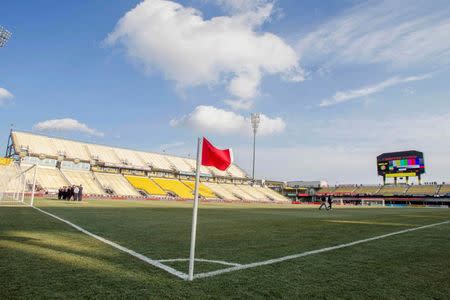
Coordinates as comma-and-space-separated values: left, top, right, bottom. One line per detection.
201, 137, 233, 171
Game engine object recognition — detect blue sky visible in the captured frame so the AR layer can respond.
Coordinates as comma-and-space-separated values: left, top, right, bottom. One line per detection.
1, 0, 450, 184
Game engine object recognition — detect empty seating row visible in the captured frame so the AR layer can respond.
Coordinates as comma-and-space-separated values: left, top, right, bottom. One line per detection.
405, 185, 437, 196
333, 186, 358, 194
125, 175, 166, 196
95, 173, 140, 197
182, 180, 216, 199
353, 186, 381, 195
438, 185, 450, 196
61, 169, 104, 195
376, 185, 407, 196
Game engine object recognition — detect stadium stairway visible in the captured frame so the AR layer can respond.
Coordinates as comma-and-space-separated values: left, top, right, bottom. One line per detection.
60, 169, 105, 195
31, 166, 69, 193
202, 182, 239, 201
94, 173, 141, 197
152, 177, 194, 199
437, 184, 450, 196
125, 175, 167, 196
181, 180, 217, 199
404, 184, 438, 196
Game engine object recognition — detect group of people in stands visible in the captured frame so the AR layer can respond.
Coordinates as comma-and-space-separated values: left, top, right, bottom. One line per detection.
58, 185, 83, 201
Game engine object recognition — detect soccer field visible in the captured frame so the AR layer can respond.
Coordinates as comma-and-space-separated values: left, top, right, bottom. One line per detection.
1, 199, 449, 299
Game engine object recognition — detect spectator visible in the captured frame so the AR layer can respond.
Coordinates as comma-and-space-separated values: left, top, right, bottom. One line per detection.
78, 185, 83, 202
73, 186, 79, 201
58, 187, 62, 200
68, 185, 74, 201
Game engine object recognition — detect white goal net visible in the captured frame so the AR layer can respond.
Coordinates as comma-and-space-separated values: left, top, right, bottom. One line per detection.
0, 164, 37, 207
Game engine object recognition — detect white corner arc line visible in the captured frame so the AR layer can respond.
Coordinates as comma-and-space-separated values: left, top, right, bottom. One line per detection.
32, 206, 188, 280
158, 258, 242, 267
194, 220, 450, 280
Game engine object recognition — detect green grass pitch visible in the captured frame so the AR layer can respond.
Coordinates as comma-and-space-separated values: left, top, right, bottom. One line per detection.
1, 199, 449, 299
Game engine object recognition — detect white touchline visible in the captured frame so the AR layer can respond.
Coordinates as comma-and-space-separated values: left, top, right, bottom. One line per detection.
194, 220, 450, 280
33, 206, 188, 280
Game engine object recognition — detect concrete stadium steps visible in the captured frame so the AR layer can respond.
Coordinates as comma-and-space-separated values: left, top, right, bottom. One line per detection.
31, 166, 69, 193
316, 186, 337, 195
227, 164, 248, 178
181, 180, 217, 199
203, 182, 239, 201
255, 186, 290, 202
113, 148, 146, 168
94, 173, 140, 197
437, 185, 450, 196
13, 132, 58, 157
137, 152, 174, 171
50, 138, 91, 161
152, 178, 194, 199
404, 185, 438, 196
1, 164, 24, 193
333, 186, 358, 195
353, 186, 382, 195
124, 175, 167, 196
237, 184, 271, 201
183, 159, 212, 176
221, 184, 258, 201
165, 156, 194, 173
85, 144, 121, 165
60, 169, 105, 195
376, 185, 408, 196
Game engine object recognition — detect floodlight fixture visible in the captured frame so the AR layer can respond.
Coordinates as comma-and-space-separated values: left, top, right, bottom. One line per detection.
251, 113, 261, 183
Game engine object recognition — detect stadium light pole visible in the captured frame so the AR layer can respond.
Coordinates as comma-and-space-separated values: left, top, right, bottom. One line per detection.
0, 26, 12, 48
251, 113, 260, 184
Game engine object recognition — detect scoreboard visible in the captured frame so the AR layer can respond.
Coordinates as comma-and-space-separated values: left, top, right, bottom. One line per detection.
377, 150, 425, 178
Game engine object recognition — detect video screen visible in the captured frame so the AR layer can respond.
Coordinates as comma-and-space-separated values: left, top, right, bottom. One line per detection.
377, 151, 425, 176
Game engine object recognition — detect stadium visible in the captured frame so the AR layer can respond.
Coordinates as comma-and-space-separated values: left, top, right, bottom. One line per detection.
2, 1, 450, 299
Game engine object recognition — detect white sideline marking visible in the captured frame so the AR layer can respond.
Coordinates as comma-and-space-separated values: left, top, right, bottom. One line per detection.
158, 258, 242, 267
32, 206, 188, 280
194, 220, 450, 280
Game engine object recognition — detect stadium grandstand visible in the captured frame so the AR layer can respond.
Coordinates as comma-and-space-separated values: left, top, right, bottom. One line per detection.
2, 131, 290, 202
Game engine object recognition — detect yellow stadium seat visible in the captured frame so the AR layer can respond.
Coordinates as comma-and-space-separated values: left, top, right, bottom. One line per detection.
182, 180, 216, 198
125, 175, 166, 196
153, 178, 194, 199
0, 158, 13, 166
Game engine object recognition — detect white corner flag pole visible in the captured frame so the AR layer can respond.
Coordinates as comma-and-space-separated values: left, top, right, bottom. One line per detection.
188, 137, 203, 281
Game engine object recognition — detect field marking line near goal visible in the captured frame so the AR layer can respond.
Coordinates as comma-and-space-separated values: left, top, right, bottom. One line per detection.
158, 258, 242, 267
194, 220, 450, 280
32, 206, 188, 280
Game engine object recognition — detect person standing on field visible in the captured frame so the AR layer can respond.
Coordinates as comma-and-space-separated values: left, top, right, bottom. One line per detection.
327, 195, 333, 210
73, 186, 79, 201
319, 196, 327, 210
78, 185, 83, 202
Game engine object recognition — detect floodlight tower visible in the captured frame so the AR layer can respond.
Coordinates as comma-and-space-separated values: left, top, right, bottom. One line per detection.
0, 26, 12, 48
251, 113, 260, 184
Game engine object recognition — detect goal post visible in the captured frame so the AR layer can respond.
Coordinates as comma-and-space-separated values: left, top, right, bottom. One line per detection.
0, 164, 38, 207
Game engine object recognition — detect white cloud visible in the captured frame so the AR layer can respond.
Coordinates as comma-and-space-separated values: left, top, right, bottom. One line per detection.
211, 0, 272, 14
33, 118, 104, 137
298, 1, 450, 68
170, 105, 286, 136
0, 87, 14, 105
320, 74, 431, 107
106, 0, 302, 109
